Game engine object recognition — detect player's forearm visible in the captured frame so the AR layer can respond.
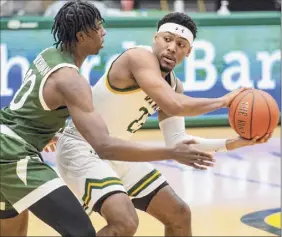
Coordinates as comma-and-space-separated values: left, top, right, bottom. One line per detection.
160, 116, 227, 152
73, 110, 173, 162
75, 112, 173, 162
96, 137, 173, 162
176, 95, 225, 116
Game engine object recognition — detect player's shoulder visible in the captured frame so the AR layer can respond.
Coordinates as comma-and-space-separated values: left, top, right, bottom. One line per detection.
36, 46, 58, 58
54, 66, 79, 77
126, 45, 154, 57
125, 45, 158, 65
50, 66, 81, 88
135, 45, 153, 52
54, 67, 90, 97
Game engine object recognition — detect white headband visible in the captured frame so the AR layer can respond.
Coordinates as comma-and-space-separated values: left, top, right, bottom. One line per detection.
158, 23, 194, 45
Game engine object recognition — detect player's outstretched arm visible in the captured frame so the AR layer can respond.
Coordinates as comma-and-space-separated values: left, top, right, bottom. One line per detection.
158, 79, 271, 152
55, 69, 214, 168
129, 48, 246, 117
159, 114, 271, 152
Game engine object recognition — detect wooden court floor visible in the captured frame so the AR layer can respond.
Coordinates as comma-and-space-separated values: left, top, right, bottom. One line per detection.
27, 126, 281, 236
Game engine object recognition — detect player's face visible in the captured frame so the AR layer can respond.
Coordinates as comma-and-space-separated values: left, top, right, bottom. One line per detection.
153, 32, 191, 72
89, 21, 106, 54
78, 21, 106, 55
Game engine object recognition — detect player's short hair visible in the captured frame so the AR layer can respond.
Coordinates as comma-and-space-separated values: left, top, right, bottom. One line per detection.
157, 12, 197, 40
51, 1, 104, 51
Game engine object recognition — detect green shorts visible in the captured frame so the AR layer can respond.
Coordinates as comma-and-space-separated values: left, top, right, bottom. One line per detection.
0, 131, 65, 218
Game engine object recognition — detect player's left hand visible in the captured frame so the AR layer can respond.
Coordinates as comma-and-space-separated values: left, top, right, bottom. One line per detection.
43, 135, 59, 152
221, 87, 250, 107
225, 133, 272, 150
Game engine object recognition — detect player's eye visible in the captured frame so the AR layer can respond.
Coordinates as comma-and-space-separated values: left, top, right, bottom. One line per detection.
178, 42, 185, 48
164, 37, 171, 42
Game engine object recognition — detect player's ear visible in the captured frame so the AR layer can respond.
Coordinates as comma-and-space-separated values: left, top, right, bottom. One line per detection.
153, 33, 158, 42
76, 31, 85, 43
186, 46, 192, 57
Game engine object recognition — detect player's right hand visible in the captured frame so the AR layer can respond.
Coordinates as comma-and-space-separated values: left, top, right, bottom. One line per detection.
225, 133, 272, 150
172, 140, 215, 170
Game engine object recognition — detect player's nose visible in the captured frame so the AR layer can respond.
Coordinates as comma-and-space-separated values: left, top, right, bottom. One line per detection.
167, 41, 176, 53
102, 28, 107, 36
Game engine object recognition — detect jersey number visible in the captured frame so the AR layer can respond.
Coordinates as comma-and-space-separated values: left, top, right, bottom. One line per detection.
127, 107, 151, 133
10, 69, 36, 110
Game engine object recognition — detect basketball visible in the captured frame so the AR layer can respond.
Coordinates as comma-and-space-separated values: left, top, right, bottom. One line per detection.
228, 89, 280, 139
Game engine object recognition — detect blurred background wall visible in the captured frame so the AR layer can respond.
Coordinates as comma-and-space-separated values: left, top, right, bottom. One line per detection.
0, 0, 281, 127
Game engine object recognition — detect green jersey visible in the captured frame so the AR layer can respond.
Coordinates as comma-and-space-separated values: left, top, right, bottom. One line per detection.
0, 47, 79, 152
0, 47, 78, 215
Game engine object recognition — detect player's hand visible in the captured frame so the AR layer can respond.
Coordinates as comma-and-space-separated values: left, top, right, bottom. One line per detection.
221, 87, 250, 107
43, 135, 59, 152
225, 133, 272, 150
172, 139, 215, 170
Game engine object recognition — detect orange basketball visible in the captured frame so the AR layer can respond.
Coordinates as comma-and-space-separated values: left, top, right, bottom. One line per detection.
228, 89, 280, 139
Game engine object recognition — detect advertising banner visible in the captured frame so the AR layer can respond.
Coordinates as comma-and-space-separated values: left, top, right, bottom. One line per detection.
1, 14, 280, 127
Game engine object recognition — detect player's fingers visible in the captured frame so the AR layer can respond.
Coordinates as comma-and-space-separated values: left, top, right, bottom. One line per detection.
50, 144, 56, 152
256, 134, 269, 143
266, 133, 273, 141
264, 133, 271, 142
190, 149, 214, 159
182, 139, 197, 145
43, 146, 50, 152
178, 158, 210, 168
195, 159, 215, 167
43, 143, 56, 152
190, 163, 208, 170
53, 135, 59, 142
185, 154, 216, 163
252, 136, 260, 144
261, 134, 269, 143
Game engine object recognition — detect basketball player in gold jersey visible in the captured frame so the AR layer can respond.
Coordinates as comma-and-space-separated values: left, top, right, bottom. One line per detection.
53, 12, 271, 236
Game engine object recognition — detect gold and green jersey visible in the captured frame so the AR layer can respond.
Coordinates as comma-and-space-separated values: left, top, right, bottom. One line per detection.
64, 45, 177, 140
0, 47, 79, 152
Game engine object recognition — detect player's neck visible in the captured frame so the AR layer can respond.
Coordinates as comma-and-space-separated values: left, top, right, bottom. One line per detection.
72, 50, 88, 68
60, 45, 87, 68
161, 71, 170, 78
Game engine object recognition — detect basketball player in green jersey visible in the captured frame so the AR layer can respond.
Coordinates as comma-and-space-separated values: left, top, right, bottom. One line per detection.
0, 2, 216, 236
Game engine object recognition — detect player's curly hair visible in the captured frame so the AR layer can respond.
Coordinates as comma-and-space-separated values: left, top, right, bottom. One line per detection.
51, 0, 104, 52
157, 12, 197, 40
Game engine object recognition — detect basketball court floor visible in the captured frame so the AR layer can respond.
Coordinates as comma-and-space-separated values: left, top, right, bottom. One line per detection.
28, 126, 281, 236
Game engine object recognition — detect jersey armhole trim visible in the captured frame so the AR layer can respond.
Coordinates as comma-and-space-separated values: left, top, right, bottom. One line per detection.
171, 71, 177, 92
105, 74, 141, 94
104, 48, 142, 95
39, 63, 79, 111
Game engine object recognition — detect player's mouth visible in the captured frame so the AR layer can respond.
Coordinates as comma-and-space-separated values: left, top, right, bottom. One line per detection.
162, 55, 176, 64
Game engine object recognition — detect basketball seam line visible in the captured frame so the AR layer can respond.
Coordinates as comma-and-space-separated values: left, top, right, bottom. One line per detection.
258, 91, 271, 137
234, 90, 253, 138
250, 89, 255, 139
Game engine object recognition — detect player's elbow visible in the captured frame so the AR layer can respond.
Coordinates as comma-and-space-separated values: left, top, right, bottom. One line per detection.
87, 134, 108, 158
167, 101, 203, 117
161, 102, 183, 116
94, 142, 111, 160
93, 138, 117, 161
